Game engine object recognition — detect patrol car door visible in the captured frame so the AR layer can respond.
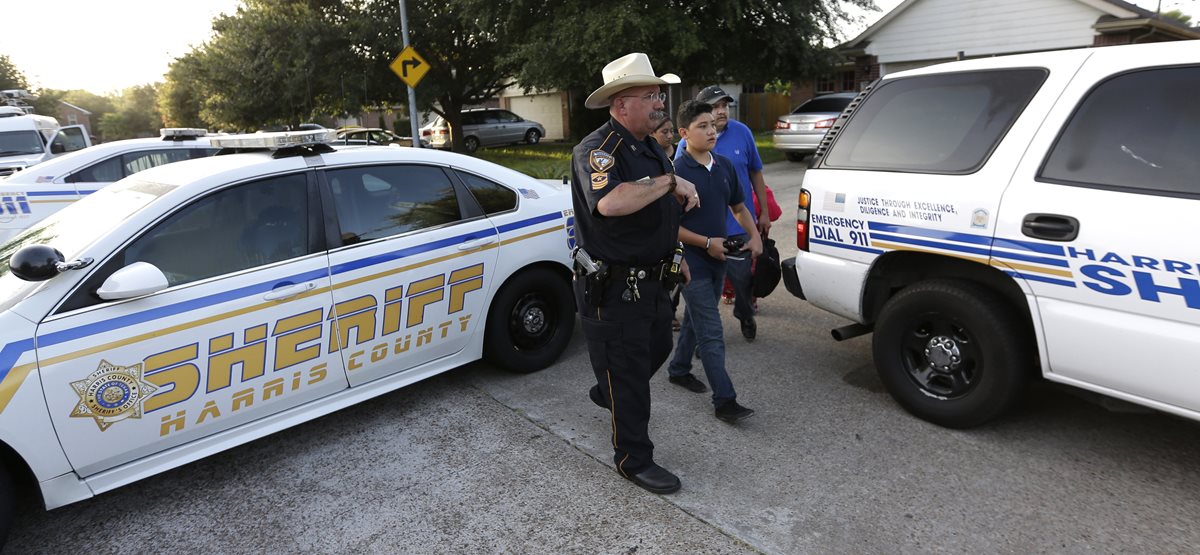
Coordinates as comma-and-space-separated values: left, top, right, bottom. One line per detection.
37, 172, 347, 477
997, 53, 1200, 412
0, 177, 80, 244
322, 164, 497, 387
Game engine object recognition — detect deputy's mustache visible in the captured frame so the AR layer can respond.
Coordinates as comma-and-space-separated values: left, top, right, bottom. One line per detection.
650, 110, 668, 121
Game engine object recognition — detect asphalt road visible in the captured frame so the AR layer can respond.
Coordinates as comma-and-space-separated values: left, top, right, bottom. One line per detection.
8, 159, 1200, 554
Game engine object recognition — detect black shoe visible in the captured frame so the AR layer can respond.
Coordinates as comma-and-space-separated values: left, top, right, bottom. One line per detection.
669, 374, 708, 393
589, 385, 609, 410
626, 464, 681, 494
715, 400, 755, 423
740, 317, 757, 342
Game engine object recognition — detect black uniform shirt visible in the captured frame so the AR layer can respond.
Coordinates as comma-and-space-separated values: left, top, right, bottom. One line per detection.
570, 119, 680, 266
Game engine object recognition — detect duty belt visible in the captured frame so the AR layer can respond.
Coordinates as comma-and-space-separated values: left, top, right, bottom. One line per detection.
609, 261, 672, 282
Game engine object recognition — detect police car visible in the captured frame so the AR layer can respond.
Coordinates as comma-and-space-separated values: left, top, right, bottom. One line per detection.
783, 41, 1200, 429
0, 130, 576, 542
0, 128, 219, 244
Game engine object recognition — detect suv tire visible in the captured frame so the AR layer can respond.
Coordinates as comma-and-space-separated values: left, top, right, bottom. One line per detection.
484, 267, 575, 373
872, 279, 1030, 428
464, 136, 480, 153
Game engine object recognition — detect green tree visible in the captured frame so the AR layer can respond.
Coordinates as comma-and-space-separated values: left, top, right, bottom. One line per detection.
0, 55, 29, 91
100, 84, 163, 140
159, 50, 213, 129
1162, 9, 1192, 26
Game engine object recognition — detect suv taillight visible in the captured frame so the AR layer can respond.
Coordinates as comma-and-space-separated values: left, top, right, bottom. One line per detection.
814, 117, 836, 129
422, 130, 431, 136
775, 120, 789, 130
797, 189, 811, 251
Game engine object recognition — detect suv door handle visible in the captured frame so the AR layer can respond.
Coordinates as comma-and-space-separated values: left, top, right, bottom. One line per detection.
264, 281, 316, 301
458, 236, 497, 251
1021, 213, 1080, 241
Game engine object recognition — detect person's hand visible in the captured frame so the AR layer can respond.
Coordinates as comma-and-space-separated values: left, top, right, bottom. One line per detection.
705, 237, 726, 262
746, 234, 763, 258
672, 176, 699, 211
757, 209, 772, 236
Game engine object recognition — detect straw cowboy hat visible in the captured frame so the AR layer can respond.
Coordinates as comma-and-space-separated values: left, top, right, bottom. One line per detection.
584, 53, 680, 109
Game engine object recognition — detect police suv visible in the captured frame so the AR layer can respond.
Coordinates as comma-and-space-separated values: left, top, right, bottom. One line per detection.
0, 130, 576, 543
0, 128, 219, 244
783, 41, 1200, 429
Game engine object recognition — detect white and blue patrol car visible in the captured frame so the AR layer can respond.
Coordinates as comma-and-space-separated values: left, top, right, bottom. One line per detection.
0, 130, 576, 542
0, 128, 219, 244
783, 41, 1200, 428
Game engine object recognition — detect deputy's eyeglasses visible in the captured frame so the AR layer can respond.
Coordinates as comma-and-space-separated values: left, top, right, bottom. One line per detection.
618, 92, 668, 103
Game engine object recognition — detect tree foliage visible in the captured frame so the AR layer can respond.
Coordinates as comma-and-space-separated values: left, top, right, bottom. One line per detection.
0, 55, 29, 91
1162, 9, 1192, 26
100, 84, 163, 140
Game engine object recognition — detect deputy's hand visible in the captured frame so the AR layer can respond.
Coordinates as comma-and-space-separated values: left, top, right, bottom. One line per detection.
757, 209, 772, 236
673, 176, 699, 211
706, 238, 726, 262
745, 234, 763, 258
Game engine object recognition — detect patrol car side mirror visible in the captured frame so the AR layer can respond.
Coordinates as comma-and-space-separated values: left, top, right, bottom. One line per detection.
9, 244, 65, 281
96, 262, 170, 300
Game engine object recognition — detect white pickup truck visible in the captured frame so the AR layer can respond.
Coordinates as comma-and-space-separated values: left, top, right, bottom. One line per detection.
783, 40, 1200, 428
0, 100, 91, 177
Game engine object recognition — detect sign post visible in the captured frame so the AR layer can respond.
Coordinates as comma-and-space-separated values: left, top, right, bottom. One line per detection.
394, 0, 424, 147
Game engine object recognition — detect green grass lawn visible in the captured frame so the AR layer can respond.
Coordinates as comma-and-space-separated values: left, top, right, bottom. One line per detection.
473, 131, 785, 179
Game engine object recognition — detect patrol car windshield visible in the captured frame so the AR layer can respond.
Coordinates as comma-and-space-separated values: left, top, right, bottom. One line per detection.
0, 130, 45, 157
0, 179, 172, 299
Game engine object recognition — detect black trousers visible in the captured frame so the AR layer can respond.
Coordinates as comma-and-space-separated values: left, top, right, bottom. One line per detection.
574, 275, 674, 476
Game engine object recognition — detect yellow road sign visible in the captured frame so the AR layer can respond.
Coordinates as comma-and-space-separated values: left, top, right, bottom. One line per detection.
390, 46, 431, 88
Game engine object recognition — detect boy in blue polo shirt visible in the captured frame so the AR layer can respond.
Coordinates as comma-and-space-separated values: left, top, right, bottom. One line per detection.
666, 100, 761, 423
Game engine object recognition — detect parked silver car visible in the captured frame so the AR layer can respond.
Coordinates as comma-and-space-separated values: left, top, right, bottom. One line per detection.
772, 92, 857, 162
422, 108, 546, 152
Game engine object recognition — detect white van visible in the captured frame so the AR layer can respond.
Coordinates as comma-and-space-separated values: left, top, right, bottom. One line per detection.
0, 108, 91, 177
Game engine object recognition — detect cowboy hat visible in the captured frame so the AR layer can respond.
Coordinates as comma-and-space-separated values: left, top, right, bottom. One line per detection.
584, 53, 680, 109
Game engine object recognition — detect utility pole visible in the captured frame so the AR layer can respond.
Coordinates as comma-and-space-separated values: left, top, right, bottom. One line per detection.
399, 0, 422, 147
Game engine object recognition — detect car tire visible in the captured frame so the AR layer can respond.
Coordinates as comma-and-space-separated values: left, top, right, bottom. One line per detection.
0, 464, 14, 549
872, 279, 1031, 428
524, 129, 541, 145
464, 136, 480, 153
484, 267, 575, 373
786, 152, 807, 162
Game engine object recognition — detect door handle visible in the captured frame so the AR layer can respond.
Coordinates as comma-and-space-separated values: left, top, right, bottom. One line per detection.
264, 281, 316, 301
1021, 213, 1080, 241
457, 236, 497, 251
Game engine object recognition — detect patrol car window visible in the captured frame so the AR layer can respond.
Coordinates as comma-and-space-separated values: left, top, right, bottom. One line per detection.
327, 165, 462, 243
457, 170, 517, 214
823, 69, 1046, 173
123, 149, 195, 175
118, 173, 309, 288
1040, 67, 1200, 197
67, 156, 123, 183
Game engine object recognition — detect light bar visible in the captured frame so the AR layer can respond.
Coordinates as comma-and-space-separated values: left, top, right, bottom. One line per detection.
210, 130, 337, 150
160, 128, 208, 138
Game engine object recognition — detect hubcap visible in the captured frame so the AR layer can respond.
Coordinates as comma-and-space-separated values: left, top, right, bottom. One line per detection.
924, 336, 961, 373
510, 293, 553, 350
522, 306, 546, 334
899, 316, 978, 399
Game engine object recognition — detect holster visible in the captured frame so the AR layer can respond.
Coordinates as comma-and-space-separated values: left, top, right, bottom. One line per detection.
583, 264, 610, 308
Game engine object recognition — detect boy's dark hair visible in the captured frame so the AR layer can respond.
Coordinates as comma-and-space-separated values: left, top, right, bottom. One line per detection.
676, 100, 712, 129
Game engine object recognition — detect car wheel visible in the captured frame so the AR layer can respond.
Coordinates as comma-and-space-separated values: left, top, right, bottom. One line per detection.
484, 267, 575, 373
0, 464, 14, 548
872, 279, 1031, 428
786, 152, 807, 163
464, 136, 480, 153
524, 129, 541, 145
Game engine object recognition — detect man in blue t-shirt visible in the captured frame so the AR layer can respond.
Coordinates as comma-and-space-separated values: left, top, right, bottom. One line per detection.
678, 86, 772, 343
666, 100, 761, 423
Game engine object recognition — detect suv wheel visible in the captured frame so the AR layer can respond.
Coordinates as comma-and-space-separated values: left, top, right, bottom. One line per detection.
464, 136, 480, 153
524, 129, 541, 145
872, 279, 1030, 428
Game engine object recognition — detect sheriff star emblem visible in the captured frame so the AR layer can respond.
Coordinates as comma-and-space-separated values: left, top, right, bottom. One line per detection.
589, 150, 615, 173
70, 360, 158, 431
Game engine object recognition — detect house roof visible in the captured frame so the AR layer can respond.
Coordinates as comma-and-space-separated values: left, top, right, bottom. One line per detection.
58, 101, 92, 115
842, 0, 1196, 49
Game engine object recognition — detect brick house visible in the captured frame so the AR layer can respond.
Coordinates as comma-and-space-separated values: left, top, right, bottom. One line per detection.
56, 101, 93, 139
791, 0, 1200, 104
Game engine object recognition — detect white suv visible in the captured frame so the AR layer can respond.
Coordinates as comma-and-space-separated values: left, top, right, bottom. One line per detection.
783, 41, 1200, 428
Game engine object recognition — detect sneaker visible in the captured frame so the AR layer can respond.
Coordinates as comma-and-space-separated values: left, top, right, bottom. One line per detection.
740, 317, 757, 342
668, 374, 708, 393
715, 400, 755, 423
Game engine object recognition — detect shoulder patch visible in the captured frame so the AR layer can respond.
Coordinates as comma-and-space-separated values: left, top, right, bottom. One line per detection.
589, 149, 615, 173
590, 172, 608, 190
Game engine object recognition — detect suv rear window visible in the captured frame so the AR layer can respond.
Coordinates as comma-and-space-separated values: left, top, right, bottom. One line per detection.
1039, 66, 1200, 197
823, 69, 1047, 174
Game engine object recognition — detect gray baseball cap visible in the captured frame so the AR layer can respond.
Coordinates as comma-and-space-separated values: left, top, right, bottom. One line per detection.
696, 85, 734, 105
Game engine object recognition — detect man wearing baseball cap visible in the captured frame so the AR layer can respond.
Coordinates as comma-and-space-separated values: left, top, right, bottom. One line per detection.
571, 52, 700, 494
681, 85, 773, 342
